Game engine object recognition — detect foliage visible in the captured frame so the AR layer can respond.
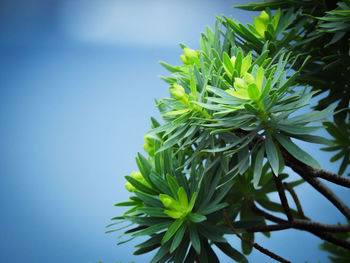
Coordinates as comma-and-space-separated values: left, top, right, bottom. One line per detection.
108, 0, 350, 262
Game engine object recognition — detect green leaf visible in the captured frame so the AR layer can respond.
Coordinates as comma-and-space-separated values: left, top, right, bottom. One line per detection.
132, 221, 171, 237
135, 233, 163, 248
242, 232, 254, 255
159, 61, 184, 73
162, 218, 184, 244
189, 225, 201, 254
188, 192, 198, 211
134, 191, 163, 207
177, 187, 189, 208
274, 134, 321, 168
247, 83, 260, 100
198, 224, 227, 242
276, 124, 322, 135
150, 241, 171, 263
136, 207, 169, 218
170, 223, 187, 253
265, 133, 279, 175
253, 145, 265, 188
223, 51, 234, 77
214, 242, 248, 263
149, 171, 173, 196
188, 213, 207, 223
114, 201, 138, 207
198, 202, 229, 215
166, 174, 180, 199
134, 243, 160, 255
125, 176, 158, 195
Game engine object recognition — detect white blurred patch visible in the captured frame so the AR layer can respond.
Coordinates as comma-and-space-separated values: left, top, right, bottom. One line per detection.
59, 0, 227, 46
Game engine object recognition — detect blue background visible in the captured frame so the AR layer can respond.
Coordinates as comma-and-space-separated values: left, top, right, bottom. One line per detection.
0, 0, 348, 262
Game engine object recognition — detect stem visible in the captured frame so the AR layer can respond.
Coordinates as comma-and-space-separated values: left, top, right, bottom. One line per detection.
223, 210, 291, 263
283, 182, 306, 219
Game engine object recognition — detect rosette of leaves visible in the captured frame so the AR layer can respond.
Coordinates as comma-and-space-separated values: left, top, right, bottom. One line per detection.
108, 137, 250, 263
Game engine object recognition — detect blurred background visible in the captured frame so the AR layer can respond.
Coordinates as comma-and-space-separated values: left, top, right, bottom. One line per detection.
0, 0, 348, 262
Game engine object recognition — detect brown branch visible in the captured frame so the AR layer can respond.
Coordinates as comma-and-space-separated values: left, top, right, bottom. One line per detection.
223, 210, 291, 263
249, 201, 350, 250
312, 169, 350, 188
247, 220, 350, 233
247, 224, 291, 232
274, 175, 293, 222
292, 219, 350, 232
283, 182, 306, 219
282, 151, 350, 220
311, 231, 350, 251
250, 200, 288, 224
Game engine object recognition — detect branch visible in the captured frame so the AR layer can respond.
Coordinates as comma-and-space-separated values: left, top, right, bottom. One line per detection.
247, 224, 291, 232
311, 231, 350, 251
283, 151, 350, 219
223, 210, 291, 263
249, 201, 350, 250
274, 175, 293, 222
250, 200, 288, 224
283, 182, 306, 219
312, 169, 350, 188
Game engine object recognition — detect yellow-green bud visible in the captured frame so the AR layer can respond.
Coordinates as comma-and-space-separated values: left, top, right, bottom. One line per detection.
244, 72, 255, 86
131, 171, 142, 180
162, 197, 173, 208
183, 48, 198, 60
230, 56, 236, 66
260, 11, 269, 24
181, 48, 200, 68
170, 84, 189, 105
125, 182, 136, 192
234, 77, 247, 90
180, 54, 188, 64
254, 11, 270, 38
143, 135, 155, 157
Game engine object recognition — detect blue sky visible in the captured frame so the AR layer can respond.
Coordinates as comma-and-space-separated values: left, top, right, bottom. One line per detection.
0, 1, 348, 262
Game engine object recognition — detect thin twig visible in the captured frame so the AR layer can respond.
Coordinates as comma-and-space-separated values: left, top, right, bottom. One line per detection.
223, 210, 291, 263
274, 175, 293, 222
283, 182, 306, 219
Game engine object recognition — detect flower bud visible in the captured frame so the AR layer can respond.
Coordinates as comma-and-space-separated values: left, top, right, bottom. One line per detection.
244, 72, 255, 86
230, 56, 236, 66
181, 48, 200, 68
161, 197, 173, 208
254, 11, 270, 38
131, 171, 142, 180
143, 135, 155, 157
125, 182, 136, 192
234, 77, 247, 90
170, 84, 189, 105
